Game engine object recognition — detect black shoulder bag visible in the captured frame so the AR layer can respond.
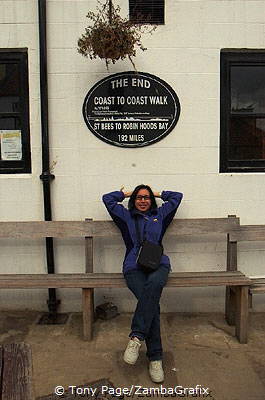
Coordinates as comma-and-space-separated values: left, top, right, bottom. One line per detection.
135, 216, 163, 273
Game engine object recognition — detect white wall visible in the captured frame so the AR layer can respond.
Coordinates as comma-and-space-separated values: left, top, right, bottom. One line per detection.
0, 0, 265, 312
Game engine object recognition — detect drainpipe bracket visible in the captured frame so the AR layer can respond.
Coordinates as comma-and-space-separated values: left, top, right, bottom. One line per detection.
40, 171, 55, 182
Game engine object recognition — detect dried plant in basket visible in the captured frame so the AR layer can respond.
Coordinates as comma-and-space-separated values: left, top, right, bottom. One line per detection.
77, 0, 155, 69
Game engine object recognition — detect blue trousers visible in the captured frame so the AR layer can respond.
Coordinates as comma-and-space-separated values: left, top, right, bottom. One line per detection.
124, 265, 169, 361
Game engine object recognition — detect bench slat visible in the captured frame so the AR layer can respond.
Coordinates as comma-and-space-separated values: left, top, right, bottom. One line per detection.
0, 272, 250, 289
250, 278, 265, 285
0, 271, 245, 280
0, 221, 93, 239
230, 226, 265, 242
166, 217, 240, 235
0, 217, 239, 239
250, 286, 265, 294
250, 277, 265, 294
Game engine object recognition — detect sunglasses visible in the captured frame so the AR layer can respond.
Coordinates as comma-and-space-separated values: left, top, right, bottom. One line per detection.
136, 195, 151, 201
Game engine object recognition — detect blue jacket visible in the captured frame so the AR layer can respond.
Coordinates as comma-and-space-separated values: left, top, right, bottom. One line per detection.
102, 190, 183, 274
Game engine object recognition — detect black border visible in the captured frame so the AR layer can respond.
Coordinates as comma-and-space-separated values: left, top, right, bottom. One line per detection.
220, 49, 265, 173
0, 49, 31, 174
129, 0, 165, 25
82, 71, 181, 148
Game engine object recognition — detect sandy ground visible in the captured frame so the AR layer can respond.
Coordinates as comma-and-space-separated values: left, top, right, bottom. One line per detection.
1, 311, 265, 400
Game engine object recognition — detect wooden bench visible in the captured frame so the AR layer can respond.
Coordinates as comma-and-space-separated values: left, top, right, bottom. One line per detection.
0, 270, 250, 343
0, 217, 250, 344
229, 226, 265, 308
0, 343, 34, 400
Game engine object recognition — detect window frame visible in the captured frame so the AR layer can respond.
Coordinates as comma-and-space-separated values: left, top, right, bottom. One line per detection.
220, 49, 265, 173
129, 0, 165, 25
0, 49, 31, 174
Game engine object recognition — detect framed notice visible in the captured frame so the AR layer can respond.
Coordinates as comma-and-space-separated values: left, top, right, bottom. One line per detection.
0, 130, 22, 160
83, 71, 181, 147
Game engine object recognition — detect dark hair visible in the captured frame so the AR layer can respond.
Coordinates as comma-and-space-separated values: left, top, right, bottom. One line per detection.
128, 184, 157, 211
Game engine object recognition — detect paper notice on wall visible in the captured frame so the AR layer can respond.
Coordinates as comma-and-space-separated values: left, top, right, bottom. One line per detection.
0, 130, 22, 160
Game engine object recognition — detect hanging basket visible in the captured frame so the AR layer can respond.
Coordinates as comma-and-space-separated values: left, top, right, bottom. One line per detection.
77, 0, 155, 69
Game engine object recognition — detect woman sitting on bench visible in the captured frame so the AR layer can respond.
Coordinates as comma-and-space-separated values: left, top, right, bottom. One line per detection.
102, 185, 183, 383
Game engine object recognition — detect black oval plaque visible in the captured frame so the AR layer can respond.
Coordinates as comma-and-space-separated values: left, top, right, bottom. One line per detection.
83, 71, 180, 147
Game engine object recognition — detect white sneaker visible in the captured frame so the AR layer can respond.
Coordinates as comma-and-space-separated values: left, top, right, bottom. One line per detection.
123, 337, 141, 365
149, 360, 164, 383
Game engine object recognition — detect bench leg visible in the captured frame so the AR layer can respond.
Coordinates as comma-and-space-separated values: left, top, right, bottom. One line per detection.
82, 288, 93, 341
235, 286, 249, 344
225, 286, 236, 325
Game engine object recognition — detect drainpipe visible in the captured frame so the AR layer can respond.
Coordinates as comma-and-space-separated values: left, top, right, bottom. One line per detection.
38, 0, 59, 317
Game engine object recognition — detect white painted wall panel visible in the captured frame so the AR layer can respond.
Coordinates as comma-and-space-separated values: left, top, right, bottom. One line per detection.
0, 1, 36, 24
1, 0, 265, 312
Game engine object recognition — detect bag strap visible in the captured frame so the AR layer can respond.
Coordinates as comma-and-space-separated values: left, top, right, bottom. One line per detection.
134, 216, 143, 245
135, 215, 164, 250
